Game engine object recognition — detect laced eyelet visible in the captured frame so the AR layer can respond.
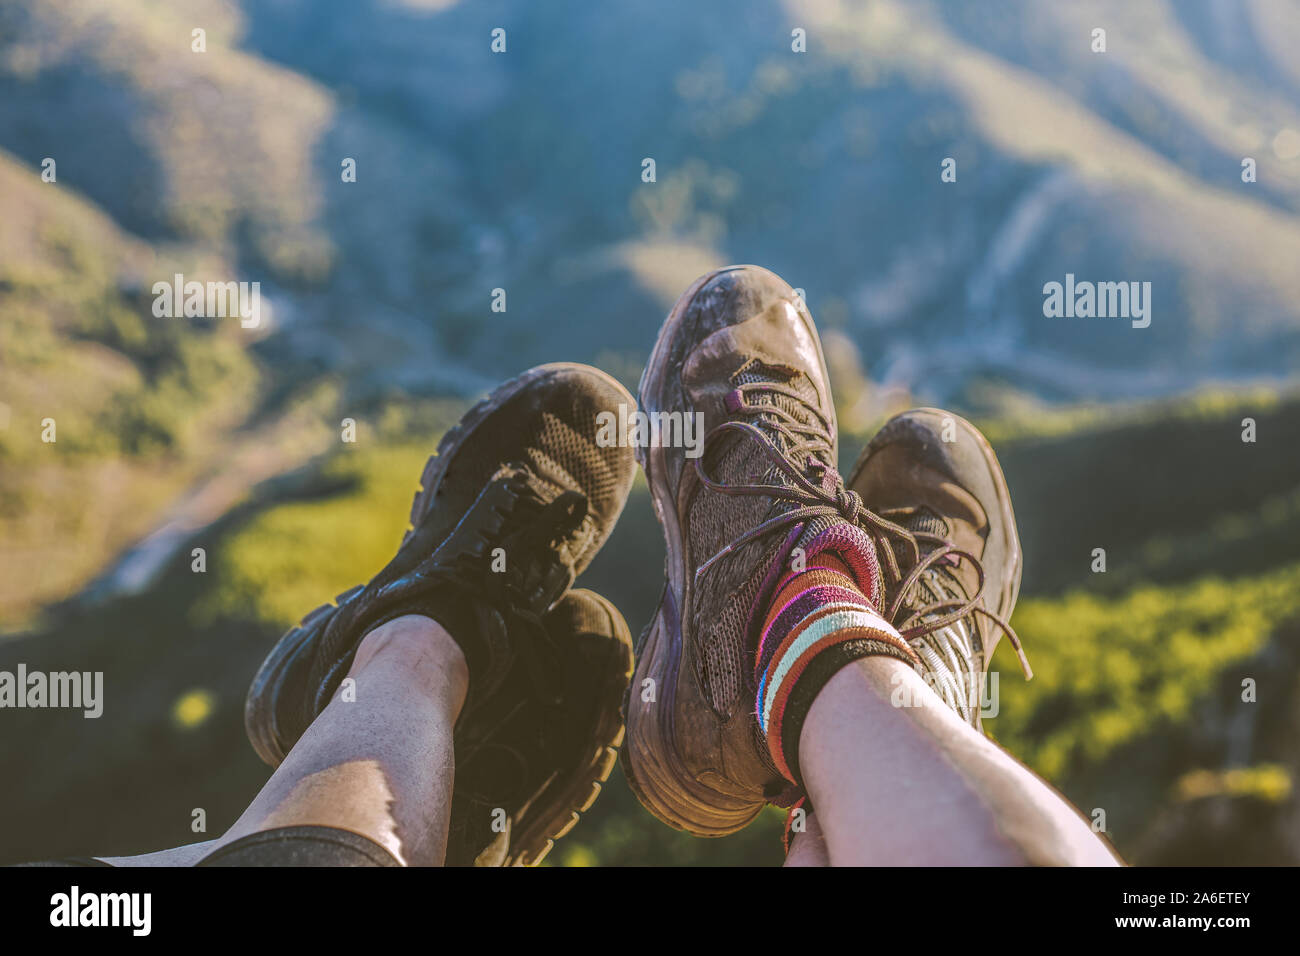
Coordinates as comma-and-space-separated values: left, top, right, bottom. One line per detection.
691, 387, 1033, 681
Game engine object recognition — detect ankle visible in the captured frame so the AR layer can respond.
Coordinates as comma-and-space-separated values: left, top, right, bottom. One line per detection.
754, 555, 919, 786
351, 614, 469, 706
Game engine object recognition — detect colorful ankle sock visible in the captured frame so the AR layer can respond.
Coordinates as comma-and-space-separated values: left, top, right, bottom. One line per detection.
754, 524, 920, 786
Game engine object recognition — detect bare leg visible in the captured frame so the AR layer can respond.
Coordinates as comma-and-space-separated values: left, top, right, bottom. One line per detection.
799, 656, 1121, 866
97, 841, 221, 867
102, 614, 466, 867
783, 811, 829, 867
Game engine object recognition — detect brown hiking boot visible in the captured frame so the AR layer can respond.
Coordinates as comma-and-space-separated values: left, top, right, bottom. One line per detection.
846, 408, 1031, 728
245, 363, 638, 864
623, 265, 897, 836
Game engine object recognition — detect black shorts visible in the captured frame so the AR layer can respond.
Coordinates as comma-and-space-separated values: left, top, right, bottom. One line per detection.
17, 825, 402, 867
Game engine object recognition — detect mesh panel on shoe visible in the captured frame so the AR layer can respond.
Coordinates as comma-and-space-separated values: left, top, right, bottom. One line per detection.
734, 361, 822, 434
532, 408, 622, 511
689, 444, 773, 716
905, 510, 949, 541
546, 590, 616, 643
899, 510, 984, 725
426, 379, 629, 577
522, 409, 624, 569
687, 361, 837, 717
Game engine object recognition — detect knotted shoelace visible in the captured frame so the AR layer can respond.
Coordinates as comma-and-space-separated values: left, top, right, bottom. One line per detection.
692, 381, 1031, 681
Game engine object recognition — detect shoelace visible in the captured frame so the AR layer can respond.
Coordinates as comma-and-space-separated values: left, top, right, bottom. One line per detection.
468, 476, 590, 705
693, 382, 1031, 680
302, 466, 591, 754
885, 529, 1032, 680
372, 468, 589, 709
906, 565, 981, 721
693, 380, 882, 581
485, 479, 588, 605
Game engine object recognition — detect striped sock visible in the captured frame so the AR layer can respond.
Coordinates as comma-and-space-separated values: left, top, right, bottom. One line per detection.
754, 527, 920, 786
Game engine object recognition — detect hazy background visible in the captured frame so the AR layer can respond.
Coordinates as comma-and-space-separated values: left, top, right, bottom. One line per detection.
2, 0, 1299, 865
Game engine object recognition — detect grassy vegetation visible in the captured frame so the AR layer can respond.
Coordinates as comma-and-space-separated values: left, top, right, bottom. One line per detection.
991, 565, 1300, 782
196, 442, 435, 629
2, 350, 1297, 864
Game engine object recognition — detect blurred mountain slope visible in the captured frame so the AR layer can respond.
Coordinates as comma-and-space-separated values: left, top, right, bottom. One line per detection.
0, 0, 332, 273
5, 0, 1298, 403
72, 0, 1294, 389
0, 148, 271, 623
